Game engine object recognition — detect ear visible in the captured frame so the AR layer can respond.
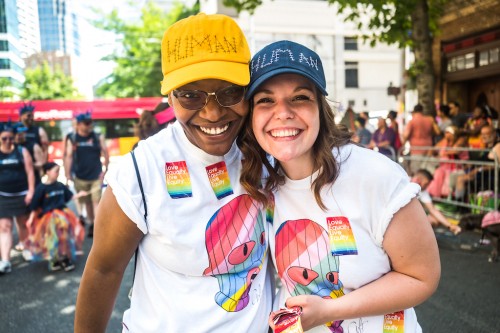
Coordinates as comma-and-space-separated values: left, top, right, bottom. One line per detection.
167, 93, 173, 106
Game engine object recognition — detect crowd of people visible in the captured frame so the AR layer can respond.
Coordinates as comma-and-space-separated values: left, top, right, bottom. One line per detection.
349, 98, 499, 235
1, 10, 498, 333
0, 98, 176, 275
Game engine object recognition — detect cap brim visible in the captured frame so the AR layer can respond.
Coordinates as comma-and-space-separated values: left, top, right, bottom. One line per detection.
246, 68, 328, 99
161, 60, 250, 95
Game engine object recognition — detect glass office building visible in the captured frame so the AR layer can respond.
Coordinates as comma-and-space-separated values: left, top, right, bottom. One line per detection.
0, 0, 24, 90
38, 0, 80, 56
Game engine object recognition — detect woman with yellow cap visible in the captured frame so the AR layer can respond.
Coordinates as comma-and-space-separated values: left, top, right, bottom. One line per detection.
75, 13, 273, 332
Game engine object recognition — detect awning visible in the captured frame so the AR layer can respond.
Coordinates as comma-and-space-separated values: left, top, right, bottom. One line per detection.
0, 97, 166, 122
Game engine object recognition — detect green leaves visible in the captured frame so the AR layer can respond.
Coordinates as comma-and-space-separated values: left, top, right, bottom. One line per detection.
22, 63, 81, 100
93, 1, 200, 98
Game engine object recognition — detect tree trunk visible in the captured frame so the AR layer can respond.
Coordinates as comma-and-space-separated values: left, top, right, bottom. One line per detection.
411, 0, 435, 116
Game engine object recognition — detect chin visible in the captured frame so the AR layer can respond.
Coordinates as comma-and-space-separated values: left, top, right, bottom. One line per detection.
204, 145, 233, 157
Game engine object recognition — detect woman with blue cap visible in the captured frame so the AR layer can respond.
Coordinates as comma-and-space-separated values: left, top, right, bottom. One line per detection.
239, 40, 440, 332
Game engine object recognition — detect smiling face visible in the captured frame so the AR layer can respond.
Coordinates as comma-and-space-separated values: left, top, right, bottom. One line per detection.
251, 73, 320, 179
168, 79, 249, 156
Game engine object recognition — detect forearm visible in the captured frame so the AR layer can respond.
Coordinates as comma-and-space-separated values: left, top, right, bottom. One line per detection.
74, 259, 124, 332
320, 270, 436, 326
64, 157, 73, 179
429, 207, 451, 227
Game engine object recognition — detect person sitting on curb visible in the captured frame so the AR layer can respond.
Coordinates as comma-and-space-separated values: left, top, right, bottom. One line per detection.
412, 169, 462, 235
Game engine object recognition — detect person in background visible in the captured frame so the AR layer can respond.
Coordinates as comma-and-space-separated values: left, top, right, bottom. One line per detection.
64, 111, 109, 238
18, 102, 49, 163
403, 103, 441, 174
466, 105, 492, 149
0, 123, 35, 274
14, 123, 44, 186
435, 104, 453, 142
387, 110, 402, 153
74, 13, 273, 333
369, 116, 397, 159
352, 116, 371, 147
454, 124, 499, 200
412, 169, 462, 235
133, 102, 175, 148
359, 111, 375, 133
448, 101, 469, 130
239, 40, 440, 332
338, 106, 356, 132
26, 162, 86, 272
61, 118, 85, 227
426, 126, 469, 198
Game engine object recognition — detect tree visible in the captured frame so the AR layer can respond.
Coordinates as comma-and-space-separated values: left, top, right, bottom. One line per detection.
0, 78, 15, 100
22, 62, 81, 100
224, 0, 447, 115
92, 1, 199, 98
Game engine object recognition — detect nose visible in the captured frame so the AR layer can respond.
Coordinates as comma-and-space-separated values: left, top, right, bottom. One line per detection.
274, 100, 294, 120
200, 95, 225, 122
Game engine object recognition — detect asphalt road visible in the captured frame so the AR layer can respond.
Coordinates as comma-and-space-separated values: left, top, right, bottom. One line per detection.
1, 227, 499, 333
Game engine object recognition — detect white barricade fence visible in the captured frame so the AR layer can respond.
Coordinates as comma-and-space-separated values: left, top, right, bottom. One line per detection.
397, 146, 498, 216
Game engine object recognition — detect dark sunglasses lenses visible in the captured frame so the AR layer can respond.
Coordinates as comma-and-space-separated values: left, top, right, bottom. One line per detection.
81, 120, 92, 125
174, 86, 245, 110
1, 136, 14, 142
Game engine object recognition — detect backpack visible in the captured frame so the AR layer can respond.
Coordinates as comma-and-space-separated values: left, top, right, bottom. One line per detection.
69, 131, 101, 162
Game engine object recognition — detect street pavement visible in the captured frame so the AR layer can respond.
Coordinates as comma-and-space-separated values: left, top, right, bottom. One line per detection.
1, 227, 499, 332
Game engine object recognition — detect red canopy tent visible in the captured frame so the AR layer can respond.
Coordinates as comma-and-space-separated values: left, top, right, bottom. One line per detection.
0, 97, 165, 122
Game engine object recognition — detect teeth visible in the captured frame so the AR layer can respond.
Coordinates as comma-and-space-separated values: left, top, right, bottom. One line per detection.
270, 129, 299, 138
200, 124, 229, 135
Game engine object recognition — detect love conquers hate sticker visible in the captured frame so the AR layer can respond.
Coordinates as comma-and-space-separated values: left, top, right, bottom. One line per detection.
326, 216, 358, 256
206, 161, 233, 200
165, 161, 192, 198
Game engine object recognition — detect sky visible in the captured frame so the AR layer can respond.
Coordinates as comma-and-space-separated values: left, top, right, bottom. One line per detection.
78, 1, 144, 95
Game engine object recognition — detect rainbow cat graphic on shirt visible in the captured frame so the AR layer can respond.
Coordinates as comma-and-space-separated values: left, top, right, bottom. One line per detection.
203, 194, 266, 312
275, 219, 345, 332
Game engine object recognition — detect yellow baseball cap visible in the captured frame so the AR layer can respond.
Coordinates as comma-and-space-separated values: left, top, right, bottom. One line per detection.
160, 13, 250, 95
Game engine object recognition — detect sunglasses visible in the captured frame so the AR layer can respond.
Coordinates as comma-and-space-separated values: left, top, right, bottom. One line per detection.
80, 120, 93, 125
172, 85, 245, 111
1, 136, 14, 142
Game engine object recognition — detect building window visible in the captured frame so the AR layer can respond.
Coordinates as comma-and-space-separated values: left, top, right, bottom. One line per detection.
448, 45, 499, 72
479, 47, 500, 67
345, 62, 359, 88
344, 36, 358, 50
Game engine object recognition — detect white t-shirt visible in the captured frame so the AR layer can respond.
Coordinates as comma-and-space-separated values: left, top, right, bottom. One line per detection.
269, 144, 422, 333
418, 189, 432, 205
106, 121, 273, 333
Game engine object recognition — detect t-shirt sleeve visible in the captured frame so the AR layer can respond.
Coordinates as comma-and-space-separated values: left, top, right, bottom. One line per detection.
373, 162, 420, 246
105, 152, 148, 234
63, 183, 73, 202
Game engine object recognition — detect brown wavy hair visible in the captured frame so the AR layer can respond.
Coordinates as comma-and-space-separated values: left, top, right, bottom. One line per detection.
135, 111, 161, 140
238, 91, 352, 210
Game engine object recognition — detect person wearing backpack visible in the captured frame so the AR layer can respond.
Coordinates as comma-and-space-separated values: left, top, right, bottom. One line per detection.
64, 112, 109, 238
0, 122, 35, 274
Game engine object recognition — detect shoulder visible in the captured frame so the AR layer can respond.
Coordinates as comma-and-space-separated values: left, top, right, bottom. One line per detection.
337, 144, 408, 181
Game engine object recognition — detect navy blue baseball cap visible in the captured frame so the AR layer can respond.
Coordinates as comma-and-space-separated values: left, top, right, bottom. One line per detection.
19, 102, 35, 115
75, 110, 92, 123
246, 40, 327, 99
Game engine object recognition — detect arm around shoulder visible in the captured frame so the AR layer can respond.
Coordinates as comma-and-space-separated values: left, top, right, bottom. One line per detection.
74, 186, 144, 332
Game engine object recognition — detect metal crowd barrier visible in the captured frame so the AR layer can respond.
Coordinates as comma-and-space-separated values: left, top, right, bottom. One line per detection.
397, 146, 499, 217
